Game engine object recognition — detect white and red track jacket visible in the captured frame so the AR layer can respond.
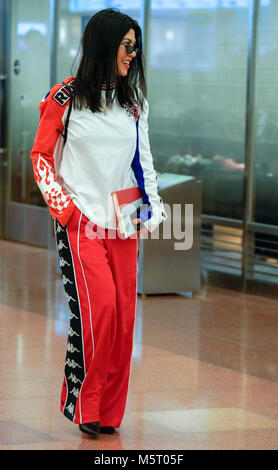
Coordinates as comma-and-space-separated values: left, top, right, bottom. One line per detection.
30, 77, 167, 231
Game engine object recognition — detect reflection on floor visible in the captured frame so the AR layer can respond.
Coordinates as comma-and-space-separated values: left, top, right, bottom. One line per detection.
1, 239, 278, 450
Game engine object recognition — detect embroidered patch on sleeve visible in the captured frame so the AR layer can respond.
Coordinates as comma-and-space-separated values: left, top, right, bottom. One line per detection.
52, 81, 75, 107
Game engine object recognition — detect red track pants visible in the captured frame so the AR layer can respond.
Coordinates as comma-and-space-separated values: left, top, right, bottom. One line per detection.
55, 206, 139, 427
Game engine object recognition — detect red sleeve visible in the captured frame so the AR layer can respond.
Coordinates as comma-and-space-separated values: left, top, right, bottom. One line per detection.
30, 85, 75, 227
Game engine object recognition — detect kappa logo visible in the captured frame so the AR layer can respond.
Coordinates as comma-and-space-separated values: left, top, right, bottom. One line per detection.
52, 81, 75, 106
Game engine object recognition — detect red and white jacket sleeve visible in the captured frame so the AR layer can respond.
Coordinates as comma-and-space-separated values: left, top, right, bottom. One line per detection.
30, 86, 75, 227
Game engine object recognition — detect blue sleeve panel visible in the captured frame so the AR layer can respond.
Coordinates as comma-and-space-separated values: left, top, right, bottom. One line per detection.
131, 117, 153, 223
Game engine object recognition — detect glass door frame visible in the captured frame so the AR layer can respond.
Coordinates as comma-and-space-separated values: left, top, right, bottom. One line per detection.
4, 0, 56, 248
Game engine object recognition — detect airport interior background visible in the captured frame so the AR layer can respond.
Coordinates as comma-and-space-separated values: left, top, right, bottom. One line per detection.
2, 0, 278, 295
2, 0, 278, 451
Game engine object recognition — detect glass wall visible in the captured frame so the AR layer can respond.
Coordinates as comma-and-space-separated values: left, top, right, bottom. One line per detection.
9, 0, 51, 205
147, 0, 249, 220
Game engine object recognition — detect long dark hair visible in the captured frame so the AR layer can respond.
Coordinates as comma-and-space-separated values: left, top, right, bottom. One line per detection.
72, 8, 147, 114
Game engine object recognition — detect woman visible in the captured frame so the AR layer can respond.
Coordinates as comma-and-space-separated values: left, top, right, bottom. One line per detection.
30, 8, 166, 438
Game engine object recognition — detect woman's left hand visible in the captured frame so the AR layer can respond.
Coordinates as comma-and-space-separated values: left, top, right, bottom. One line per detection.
132, 218, 149, 235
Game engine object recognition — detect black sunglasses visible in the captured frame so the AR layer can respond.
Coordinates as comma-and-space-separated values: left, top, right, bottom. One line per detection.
122, 43, 139, 55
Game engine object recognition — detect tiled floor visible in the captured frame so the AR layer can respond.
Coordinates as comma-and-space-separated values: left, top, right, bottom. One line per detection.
1, 239, 278, 449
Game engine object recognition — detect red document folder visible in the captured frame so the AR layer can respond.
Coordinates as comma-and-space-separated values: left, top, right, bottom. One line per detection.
111, 186, 143, 238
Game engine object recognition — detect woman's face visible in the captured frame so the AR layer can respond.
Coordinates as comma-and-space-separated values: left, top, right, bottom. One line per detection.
117, 28, 137, 77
